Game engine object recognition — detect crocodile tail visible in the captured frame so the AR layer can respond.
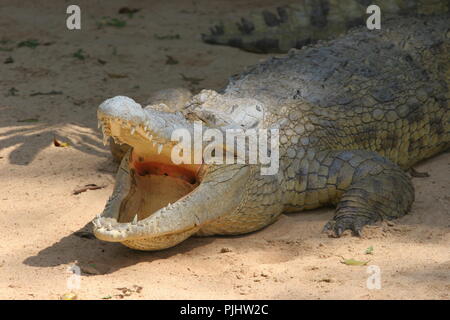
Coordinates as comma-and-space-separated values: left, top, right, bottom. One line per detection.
201, 0, 450, 53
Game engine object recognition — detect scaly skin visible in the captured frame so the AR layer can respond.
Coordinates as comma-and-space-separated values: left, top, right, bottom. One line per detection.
94, 16, 449, 250
202, 0, 450, 53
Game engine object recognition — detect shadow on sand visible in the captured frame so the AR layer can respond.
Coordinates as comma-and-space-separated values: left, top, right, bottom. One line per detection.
23, 222, 216, 275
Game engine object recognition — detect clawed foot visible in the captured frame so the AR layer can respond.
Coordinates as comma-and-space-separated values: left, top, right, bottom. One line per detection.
322, 216, 372, 237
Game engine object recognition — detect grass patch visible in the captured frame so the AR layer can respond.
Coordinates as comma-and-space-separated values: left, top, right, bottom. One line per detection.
17, 39, 40, 49
97, 17, 127, 28
73, 49, 86, 60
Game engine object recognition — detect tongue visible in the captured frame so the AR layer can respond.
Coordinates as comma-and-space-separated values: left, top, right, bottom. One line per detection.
131, 150, 200, 185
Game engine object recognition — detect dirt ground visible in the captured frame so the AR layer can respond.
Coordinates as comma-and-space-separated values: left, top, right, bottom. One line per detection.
0, 0, 448, 300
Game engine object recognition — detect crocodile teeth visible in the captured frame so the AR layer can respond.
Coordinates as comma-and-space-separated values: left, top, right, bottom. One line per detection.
132, 214, 138, 225
102, 134, 109, 146
157, 144, 163, 154
101, 126, 110, 145
130, 127, 136, 135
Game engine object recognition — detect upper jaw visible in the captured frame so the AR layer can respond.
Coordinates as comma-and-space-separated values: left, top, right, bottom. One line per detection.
97, 95, 195, 147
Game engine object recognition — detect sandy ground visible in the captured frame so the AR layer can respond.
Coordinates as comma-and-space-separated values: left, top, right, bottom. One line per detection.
0, 0, 449, 300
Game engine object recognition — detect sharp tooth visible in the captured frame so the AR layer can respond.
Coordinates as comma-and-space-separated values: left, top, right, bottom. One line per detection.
157, 144, 163, 154
130, 127, 136, 135
132, 214, 138, 225
149, 134, 153, 141
101, 126, 110, 145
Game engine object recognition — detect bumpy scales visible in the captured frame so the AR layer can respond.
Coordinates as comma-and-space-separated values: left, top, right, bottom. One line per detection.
94, 16, 449, 250
202, 0, 449, 53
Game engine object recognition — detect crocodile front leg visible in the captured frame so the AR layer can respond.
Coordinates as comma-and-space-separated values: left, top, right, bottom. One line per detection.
284, 150, 414, 236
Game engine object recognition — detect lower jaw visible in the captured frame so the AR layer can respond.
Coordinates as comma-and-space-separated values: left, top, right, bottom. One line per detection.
121, 226, 200, 251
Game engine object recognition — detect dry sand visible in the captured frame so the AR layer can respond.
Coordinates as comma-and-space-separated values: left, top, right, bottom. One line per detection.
0, 0, 448, 300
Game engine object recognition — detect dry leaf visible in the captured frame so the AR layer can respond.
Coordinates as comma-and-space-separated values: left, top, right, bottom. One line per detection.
340, 258, 370, 266
118, 7, 141, 15
30, 90, 63, 96
60, 292, 77, 300
107, 73, 128, 79
53, 138, 70, 147
73, 184, 105, 195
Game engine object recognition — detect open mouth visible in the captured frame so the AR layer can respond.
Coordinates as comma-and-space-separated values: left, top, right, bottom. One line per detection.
93, 96, 252, 251
110, 123, 204, 225
93, 96, 208, 249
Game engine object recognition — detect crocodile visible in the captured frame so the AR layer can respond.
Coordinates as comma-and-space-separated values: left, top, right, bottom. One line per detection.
202, 0, 449, 53
93, 15, 449, 250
